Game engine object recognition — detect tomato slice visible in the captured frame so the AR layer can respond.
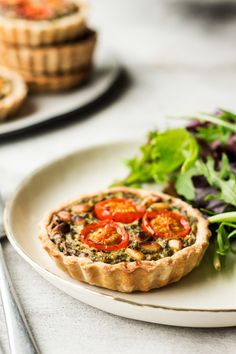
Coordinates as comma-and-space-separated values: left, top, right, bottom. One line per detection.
80, 220, 129, 252
18, 4, 53, 20
142, 210, 191, 239
95, 198, 145, 224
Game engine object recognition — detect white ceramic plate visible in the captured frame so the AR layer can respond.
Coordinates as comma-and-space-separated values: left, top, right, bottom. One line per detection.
4, 141, 236, 328
0, 50, 120, 138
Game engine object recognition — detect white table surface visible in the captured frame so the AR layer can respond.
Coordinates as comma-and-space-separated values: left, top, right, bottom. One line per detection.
1, 1, 236, 353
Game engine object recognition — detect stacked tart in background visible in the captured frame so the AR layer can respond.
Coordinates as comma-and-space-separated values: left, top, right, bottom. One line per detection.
0, 66, 27, 120
0, 0, 97, 92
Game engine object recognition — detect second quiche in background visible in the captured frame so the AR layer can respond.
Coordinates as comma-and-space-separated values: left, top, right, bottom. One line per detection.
0, 0, 97, 92
0, 66, 27, 121
0, 0, 88, 46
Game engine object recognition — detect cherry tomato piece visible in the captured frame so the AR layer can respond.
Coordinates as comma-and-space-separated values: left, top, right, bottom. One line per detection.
142, 210, 191, 239
17, 3, 53, 20
95, 198, 145, 224
80, 220, 129, 252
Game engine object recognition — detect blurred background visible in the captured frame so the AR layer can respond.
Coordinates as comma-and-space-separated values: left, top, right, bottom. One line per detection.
1, 2, 236, 354
90, 0, 236, 119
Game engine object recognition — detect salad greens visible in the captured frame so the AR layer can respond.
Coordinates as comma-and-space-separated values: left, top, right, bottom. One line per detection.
209, 212, 236, 271
176, 154, 236, 207
122, 128, 199, 186
117, 109, 236, 270
185, 110, 236, 134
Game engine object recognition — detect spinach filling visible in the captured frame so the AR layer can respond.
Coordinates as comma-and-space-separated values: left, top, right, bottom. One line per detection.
48, 191, 197, 264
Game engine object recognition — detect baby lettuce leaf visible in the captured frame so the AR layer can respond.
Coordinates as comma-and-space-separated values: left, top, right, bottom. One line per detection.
175, 166, 197, 200
122, 128, 199, 186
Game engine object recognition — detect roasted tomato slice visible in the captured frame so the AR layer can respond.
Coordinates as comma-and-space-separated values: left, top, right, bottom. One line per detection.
142, 210, 191, 239
18, 4, 53, 20
95, 198, 145, 224
80, 220, 129, 252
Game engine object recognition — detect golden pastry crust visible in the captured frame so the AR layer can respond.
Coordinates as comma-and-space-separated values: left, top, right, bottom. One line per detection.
0, 30, 96, 75
39, 187, 211, 293
0, 0, 87, 47
16, 66, 91, 92
0, 66, 27, 121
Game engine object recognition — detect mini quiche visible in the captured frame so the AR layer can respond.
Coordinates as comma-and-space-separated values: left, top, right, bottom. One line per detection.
0, 67, 27, 121
0, 29, 97, 75
21, 66, 92, 92
39, 187, 211, 292
0, 0, 87, 46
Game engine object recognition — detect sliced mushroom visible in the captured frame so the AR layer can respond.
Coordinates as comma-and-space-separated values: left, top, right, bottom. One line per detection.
57, 211, 72, 222
53, 223, 70, 235
149, 202, 169, 211
125, 248, 145, 260
140, 242, 161, 252
71, 204, 92, 213
72, 215, 85, 225
168, 240, 183, 251
141, 195, 161, 208
135, 233, 150, 243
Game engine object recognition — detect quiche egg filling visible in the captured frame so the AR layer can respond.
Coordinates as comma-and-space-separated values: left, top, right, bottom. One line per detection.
48, 191, 197, 264
0, 0, 78, 21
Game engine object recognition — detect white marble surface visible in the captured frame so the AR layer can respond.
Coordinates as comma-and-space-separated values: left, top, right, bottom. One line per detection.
1, 1, 236, 353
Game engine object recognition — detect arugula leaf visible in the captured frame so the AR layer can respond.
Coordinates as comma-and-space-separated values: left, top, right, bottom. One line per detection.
176, 154, 236, 207
196, 155, 236, 206
219, 109, 236, 122
196, 125, 231, 145
209, 212, 236, 270
185, 111, 236, 132
120, 129, 199, 186
215, 223, 231, 256
188, 109, 236, 145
